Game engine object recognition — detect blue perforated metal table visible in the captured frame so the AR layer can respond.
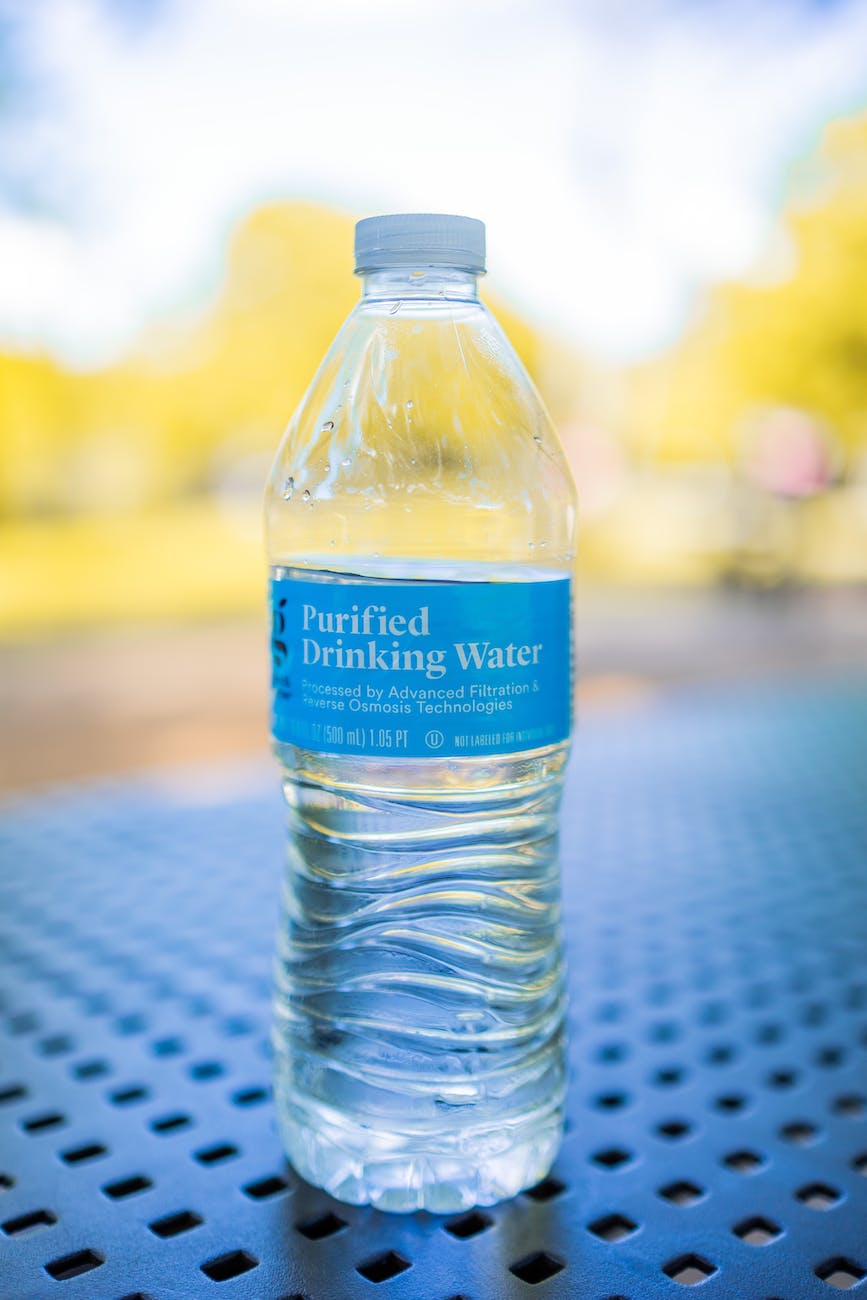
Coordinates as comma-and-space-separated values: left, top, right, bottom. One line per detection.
1, 679, 866, 1299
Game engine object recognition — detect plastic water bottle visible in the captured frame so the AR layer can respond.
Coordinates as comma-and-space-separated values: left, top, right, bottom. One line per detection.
265, 214, 576, 1212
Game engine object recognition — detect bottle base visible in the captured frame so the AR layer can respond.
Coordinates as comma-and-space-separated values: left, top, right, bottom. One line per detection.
275, 1088, 564, 1213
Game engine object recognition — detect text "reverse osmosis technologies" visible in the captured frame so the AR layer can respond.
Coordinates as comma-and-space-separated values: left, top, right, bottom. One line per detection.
300, 601, 544, 681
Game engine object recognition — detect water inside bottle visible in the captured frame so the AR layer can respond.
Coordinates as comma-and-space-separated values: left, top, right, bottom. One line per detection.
271, 561, 568, 1212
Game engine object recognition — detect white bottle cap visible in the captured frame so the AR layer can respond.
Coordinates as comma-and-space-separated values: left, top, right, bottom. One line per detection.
354, 213, 486, 275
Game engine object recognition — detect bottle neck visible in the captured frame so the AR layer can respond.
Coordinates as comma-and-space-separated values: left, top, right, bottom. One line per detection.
360, 266, 480, 303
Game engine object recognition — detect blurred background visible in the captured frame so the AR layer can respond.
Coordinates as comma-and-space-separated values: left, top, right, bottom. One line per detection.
1, 0, 866, 791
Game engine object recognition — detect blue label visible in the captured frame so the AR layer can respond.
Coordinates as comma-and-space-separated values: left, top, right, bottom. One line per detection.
270, 573, 572, 759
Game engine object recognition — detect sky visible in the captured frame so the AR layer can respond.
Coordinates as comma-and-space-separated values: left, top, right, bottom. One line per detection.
0, 0, 866, 367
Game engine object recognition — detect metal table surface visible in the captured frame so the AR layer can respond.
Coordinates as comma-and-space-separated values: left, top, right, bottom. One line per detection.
1, 678, 866, 1300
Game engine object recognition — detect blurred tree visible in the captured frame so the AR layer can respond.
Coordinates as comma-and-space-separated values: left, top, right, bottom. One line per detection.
721, 114, 867, 460
630, 111, 867, 467
0, 353, 74, 515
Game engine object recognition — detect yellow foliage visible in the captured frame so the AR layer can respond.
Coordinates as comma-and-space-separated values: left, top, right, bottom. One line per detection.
3, 108, 867, 635
630, 111, 867, 465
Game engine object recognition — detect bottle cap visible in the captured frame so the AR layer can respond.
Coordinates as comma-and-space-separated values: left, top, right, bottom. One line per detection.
354, 213, 486, 275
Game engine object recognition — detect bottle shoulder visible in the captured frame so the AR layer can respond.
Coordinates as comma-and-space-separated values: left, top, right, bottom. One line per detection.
265, 300, 576, 565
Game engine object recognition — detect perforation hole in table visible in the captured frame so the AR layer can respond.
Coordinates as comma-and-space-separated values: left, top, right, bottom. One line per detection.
0, 680, 866, 1296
